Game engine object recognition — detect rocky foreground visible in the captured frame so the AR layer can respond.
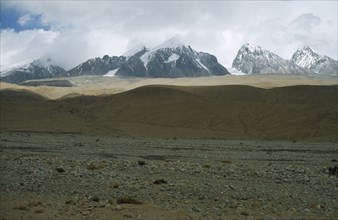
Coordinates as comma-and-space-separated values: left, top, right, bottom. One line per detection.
0, 132, 337, 219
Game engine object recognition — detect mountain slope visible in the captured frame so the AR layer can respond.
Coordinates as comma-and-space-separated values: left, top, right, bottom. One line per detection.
0, 59, 66, 84
291, 46, 338, 75
68, 38, 229, 78
232, 44, 309, 75
67, 55, 126, 76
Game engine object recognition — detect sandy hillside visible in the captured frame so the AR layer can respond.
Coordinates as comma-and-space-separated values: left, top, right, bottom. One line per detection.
1, 74, 337, 99
1, 84, 337, 141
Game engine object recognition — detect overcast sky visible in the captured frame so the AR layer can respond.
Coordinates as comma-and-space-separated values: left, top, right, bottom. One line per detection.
1, 0, 337, 70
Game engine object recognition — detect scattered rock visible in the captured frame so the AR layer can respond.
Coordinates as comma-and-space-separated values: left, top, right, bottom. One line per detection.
111, 182, 120, 189
55, 167, 65, 173
192, 207, 201, 212
13, 204, 27, 210
202, 164, 211, 169
73, 142, 84, 146
117, 196, 142, 204
123, 213, 134, 218
328, 166, 338, 177
33, 208, 44, 213
138, 160, 146, 166
114, 205, 123, 211
240, 211, 249, 216
86, 162, 106, 170
153, 179, 167, 184
90, 196, 100, 203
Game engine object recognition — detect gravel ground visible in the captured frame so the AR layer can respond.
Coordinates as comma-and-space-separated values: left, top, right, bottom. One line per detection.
0, 132, 337, 219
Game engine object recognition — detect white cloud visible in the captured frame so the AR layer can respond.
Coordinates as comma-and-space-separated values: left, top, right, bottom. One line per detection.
1, 1, 337, 70
0, 29, 59, 71
17, 14, 34, 26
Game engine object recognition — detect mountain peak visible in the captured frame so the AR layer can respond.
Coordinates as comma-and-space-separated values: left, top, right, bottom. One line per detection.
300, 45, 312, 51
240, 43, 263, 54
296, 45, 316, 54
123, 44, 148, 57
154, 37, 187, 50
291, 45, 337, 75
30, 57, 53, 68
0, 57, 66, 84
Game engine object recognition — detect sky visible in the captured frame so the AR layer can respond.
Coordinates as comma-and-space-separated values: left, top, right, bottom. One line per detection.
0, 0, 337, 71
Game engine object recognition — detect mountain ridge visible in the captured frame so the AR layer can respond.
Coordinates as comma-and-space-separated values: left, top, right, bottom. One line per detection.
232, 43, 337, 75
232, 43, 309, 75
291, 46, 338, 75
66, 37, 230, 78
0, 58, 66, 84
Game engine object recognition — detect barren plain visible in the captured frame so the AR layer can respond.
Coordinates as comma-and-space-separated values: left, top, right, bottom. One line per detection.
1, 74, 337, 219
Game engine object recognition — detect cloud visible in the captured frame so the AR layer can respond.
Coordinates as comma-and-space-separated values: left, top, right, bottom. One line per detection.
290, 13, 321, 30
1, 1, 337, 70
0, 29, 59, 70
17, 14, 34, 26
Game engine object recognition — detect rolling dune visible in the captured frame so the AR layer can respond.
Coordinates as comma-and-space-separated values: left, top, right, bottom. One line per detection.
1, 84, 337, 141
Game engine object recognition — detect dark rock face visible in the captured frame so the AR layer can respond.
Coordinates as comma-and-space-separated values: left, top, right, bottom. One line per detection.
67, 56, 126, 76
198, 52, 229, 76
1, 59, 66, 84
116, 56, 147, 77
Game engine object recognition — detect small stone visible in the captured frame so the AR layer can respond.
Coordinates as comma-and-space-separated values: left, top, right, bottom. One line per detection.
55, 167, 65, 173
138, 161, 146, 166
153, 179, 167, 184
123, 213, 133, 218
192, 207, 200, 212
115, 205, 123, 211
90, 196, 100, 203
240, 211, 249, 216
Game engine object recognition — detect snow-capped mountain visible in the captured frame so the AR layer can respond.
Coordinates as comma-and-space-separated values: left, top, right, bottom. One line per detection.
232, 43, 309, 75
291, 46, 338, 75
69, 37, 229, 78
0, 58, 66, 84
67, 55, 126, 76
115, 37, 229, 77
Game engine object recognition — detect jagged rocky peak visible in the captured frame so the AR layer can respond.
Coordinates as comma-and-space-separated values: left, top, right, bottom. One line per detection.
291, 45, 338, 75
240, 43, 262, 53
291, 45, 320, 68
232, 43, 307, 75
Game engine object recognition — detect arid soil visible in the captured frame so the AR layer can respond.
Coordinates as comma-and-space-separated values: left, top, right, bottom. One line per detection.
0, 132, 337, 219
1, 75, 337, 219
1, 84, 337, 141
1, 74, 337, 99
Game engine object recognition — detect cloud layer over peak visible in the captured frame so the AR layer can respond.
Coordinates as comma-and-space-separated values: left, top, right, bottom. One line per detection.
1, 1, 337, 71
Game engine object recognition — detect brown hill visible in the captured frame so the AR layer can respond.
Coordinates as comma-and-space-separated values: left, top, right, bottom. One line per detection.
1, 85, 337, 141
